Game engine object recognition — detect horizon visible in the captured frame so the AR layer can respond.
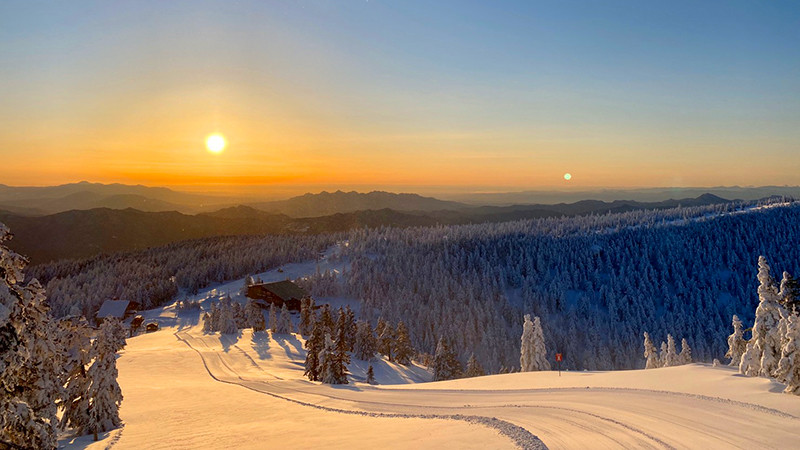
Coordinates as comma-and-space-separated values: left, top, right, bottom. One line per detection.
2, 1, 800, 190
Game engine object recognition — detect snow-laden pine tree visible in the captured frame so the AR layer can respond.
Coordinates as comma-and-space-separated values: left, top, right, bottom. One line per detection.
643, 332, 660, 369
378, 320, 395, 362
276, 304, 293, 334
679, 338, 692, 364
58, 316, 92, 436
726, 315, 746, 366
344, 305, 356, 352
219, 302, 238, 335
741, 256, 787, 377
241, 275, 254, 296
659, 341, 668, 367
465, 353, 486, 378
304, 318, 324, 381
86, 318, 124, 438
299, 297, 315, 336
433, 337, 462, 381
209, 303, 221, 332
269, 303, 278, 333
521, 315, 550, 371
319, 332, 348, 384
394, 321, 414, 365
0, 223, 61, 449
245, 299, 265, 331
776, 313, 800, 394
779, 271, 800, 314
663, 334, 680, 367
520, 314, 535, 371
353, 320, 377, 360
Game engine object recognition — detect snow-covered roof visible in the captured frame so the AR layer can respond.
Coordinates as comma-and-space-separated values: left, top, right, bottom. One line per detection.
96, 300, 131, 318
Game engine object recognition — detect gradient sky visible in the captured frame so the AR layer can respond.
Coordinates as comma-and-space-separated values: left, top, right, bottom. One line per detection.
1, 1, 799, 193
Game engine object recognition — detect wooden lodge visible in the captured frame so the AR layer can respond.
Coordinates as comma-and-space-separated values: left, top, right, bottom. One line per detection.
246, 280, 310, 311
95, 299, 141, 326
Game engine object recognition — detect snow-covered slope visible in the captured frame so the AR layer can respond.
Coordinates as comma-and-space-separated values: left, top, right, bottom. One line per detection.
61, 249, 800, 449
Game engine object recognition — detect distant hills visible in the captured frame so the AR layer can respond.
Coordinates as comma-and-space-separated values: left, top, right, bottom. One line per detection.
0, 193, 735, 264
251, 190, 465, 217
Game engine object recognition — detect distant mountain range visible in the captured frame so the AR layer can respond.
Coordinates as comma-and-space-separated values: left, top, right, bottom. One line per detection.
4, 182, 796, 218
0, 193, 734, 264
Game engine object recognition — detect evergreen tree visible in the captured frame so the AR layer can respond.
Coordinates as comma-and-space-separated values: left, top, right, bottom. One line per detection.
219, 302, 238, 335
0, 223, 61, 449
353, 320, 377, 360
679, 338, 692, 365
299, 298, 315, 336
779, 271, 800, 314
320, 332, 348, 384
269, 303, 278, 333
344, 305, 357, 351
643, 332, 660, 369
520, 314, 535, 371
725, 315, 746, 366
465, 353, 486, 378
394, 321, 414, 365
245, 300, 265, 332
304, 319, 324, 381
366, 364, 376, 385
664, 334, 680, 367
318, 305, 335, 337
433, 337, 462, 381
776, 314, 800, 394
659, 341, 668, 367
741, 256, 787, 377
276, 303, 293, 334
201, 312, 212, 333
86, 318, 124, 438
58, 316, 92, 435
378, 320, 395, 362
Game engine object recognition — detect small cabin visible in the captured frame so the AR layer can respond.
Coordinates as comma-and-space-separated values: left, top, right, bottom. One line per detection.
95, 300, 140, 326
145, 322, 159, 333
246, 280, 309, 311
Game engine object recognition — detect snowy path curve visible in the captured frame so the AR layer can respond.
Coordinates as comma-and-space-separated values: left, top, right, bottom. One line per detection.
175, 331, 548, 450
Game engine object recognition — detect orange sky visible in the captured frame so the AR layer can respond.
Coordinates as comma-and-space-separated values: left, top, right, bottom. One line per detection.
2, 2, 799, 194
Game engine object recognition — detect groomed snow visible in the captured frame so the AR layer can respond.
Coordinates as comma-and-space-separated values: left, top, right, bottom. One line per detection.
61, 246, 800, 449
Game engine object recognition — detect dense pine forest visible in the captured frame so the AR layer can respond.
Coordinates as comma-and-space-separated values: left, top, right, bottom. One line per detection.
29, 199, 800, 372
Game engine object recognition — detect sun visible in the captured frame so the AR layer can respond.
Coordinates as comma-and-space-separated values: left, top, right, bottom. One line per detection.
206, 134, 226, 153
564, 173, 572, 181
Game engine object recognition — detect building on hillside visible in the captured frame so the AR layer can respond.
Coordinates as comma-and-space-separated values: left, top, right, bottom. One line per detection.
95, 299, 140, 326
246, 280, 310, 311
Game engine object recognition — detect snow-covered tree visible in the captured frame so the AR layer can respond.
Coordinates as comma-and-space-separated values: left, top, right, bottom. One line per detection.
433, 337, 462, 381
86, 318, 124, 438
659, 341, 668, 367
353, 320, 377, 360
465, 353, 486, 378
209, 303, 221, 332
304, 319, 324, 381
394, 321, 414, 365
776, 314, 800, 394
299, 297, 315, 336
245, 299, 265, 332
320, 332, 348, 385
679, 338, 692, 365
779, 271, 800, 314
269, 303, 278, 333
741, 256, 787, 377
521, 315, 550, 371
726, 315, 746, 366
276, 304, 293, 334
344, 305, 356, 351
663, 334, 680, 367
58, 316, 92, 435
241, 275, 255, 296
219, 302, 238, 335
643, 332, 660, 369
378, 319, 395, 362
0, 223, 61, 449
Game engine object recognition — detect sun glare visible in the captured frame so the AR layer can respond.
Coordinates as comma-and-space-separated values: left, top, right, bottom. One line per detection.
564, 173, 572, 181
206, 134, 226, 154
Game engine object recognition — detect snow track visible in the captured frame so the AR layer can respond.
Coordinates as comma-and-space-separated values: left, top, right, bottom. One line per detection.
175, 328, 800, 449
176, 331, 547, 450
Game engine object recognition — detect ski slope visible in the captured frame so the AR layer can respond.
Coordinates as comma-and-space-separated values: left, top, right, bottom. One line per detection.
61, 246, 800, 449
